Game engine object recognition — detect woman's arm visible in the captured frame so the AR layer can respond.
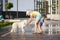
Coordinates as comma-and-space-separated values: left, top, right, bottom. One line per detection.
27, 15, 33, 25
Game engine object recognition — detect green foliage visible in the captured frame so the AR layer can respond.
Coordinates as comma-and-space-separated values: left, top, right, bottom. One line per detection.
0, 22, 13, 29
5, 2, 13, 10
39, 8, 44, 12
39, 1, 46, 12
43, 2, 46, 6
39, 8, 44, 11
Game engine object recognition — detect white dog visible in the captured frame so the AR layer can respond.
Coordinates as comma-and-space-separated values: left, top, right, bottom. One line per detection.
10, 20, 27, 33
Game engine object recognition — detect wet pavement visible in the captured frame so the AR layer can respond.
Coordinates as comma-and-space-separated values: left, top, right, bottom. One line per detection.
0, 32, 60, 40
0, 19, 60, 40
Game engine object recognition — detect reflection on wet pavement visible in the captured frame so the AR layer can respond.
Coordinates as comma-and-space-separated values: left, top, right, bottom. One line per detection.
0, 20, 60, 40
0, 32, 60, 40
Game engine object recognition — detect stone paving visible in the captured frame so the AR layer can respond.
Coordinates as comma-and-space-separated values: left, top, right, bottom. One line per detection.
0, 18, 60, 40
0, 32, 60, 40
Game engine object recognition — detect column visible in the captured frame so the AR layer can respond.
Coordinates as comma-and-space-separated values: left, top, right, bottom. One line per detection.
3, 0, 5, 11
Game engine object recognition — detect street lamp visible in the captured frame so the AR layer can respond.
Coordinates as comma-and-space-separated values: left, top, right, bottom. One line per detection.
17, 0, 18, 18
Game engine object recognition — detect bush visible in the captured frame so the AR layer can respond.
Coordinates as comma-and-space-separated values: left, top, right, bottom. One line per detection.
5, 2, 13, 10
0, 22, 13, 29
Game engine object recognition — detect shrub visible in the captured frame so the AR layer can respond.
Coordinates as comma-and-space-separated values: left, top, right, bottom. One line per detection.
0, 22, 13, 29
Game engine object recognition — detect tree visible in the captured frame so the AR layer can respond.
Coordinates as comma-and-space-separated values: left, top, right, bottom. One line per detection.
5, 2, 13, 11
5, 2, 13, 19
39, 8, 44, 12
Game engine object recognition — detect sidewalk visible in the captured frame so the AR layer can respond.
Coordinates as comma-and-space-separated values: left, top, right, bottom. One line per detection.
0, 32, 60, 40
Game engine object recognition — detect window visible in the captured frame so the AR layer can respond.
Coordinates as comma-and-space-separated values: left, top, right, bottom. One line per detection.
5, 0, 8, 2
0, 1, 2, 6
52, 0, 56, 3
0, 2, 1, 5
36, 1, 41, 5
0, 6, 2, 11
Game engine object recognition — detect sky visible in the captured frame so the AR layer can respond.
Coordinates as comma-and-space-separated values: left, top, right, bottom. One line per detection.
8, 0, 34, 11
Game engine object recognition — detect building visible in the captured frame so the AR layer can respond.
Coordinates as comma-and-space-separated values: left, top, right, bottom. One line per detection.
46, 0, 60, 20
0, 0, 8, 15
0, 0, 8, 11
1, 0, 60, 19
34, 0, 58, 14
34, 0, 60, 20
34, 0, 48, 14
2, 0, 34, 18
58, 0, 60, 14
3, 0, 8, 11
47, 0, 58, 14
0, 0, 3, 11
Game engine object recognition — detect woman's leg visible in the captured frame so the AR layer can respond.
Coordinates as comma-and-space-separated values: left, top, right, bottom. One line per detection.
35, 18, 40, 33
38, 21, 43, 33
34, 14, 42, 33
38, 24, 42, 33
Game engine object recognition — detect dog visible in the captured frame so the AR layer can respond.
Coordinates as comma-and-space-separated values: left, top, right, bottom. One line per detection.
10, 22, 18, 33
10, 20, 27, 33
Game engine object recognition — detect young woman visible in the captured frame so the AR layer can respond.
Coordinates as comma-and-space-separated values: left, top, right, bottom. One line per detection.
26, 11, 43, 33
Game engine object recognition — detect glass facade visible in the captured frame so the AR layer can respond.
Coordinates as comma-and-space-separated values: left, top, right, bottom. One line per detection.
34, 0, 58, 14
52, 0, 56, 14
48, 0, 58, 14
0, 0, 3, 11
34, 0, 48, 14
0, 0, 8, 11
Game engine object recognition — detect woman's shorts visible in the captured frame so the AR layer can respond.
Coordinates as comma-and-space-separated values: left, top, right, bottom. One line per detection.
36, 14, 42, 20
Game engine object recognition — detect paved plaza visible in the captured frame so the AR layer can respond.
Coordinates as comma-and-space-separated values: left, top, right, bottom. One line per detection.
0, 18, 60, 40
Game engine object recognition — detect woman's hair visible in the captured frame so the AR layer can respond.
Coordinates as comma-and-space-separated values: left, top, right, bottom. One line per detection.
26, 11, 31, 15
26, 10, 34, 15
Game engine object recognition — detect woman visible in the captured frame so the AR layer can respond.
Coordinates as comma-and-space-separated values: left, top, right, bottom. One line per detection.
26, 11, 43, 33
